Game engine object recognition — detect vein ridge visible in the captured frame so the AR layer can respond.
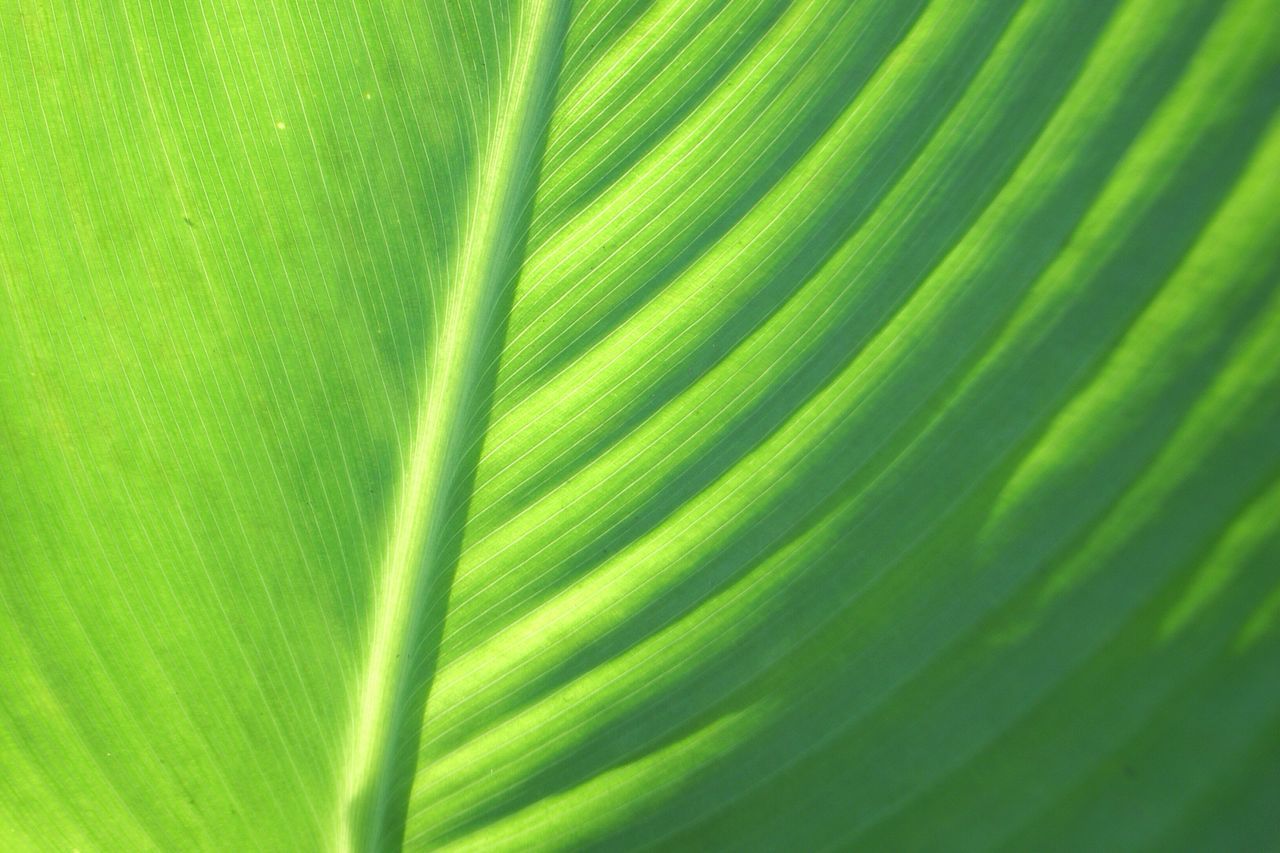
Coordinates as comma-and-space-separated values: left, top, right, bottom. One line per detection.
336, 3, 570, 849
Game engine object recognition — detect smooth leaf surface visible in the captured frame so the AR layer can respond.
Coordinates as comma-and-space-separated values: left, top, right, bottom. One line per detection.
3, 0, 1279, 850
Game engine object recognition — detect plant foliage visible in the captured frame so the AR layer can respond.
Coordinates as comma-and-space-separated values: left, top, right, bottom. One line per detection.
3, 0, 1279, 850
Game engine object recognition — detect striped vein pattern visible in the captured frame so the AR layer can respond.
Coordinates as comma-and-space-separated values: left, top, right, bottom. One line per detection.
1, 0, 1278, 850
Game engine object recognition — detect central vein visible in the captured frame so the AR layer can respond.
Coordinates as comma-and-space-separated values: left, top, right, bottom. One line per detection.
337, 3, 569, 849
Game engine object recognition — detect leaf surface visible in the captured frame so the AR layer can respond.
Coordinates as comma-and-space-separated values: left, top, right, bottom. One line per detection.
2, 0, 1279, 850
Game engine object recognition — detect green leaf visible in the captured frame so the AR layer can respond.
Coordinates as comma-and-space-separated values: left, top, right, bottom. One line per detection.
3, 0, 1279, 850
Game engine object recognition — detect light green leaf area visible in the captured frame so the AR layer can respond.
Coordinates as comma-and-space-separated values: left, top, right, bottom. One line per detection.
3, 0, 1279, 850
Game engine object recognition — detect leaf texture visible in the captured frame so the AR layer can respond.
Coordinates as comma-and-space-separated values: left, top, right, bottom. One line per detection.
2, 0, 1279, 850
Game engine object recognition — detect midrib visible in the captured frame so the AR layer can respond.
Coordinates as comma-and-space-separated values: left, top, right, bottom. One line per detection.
338, 3, 568, 849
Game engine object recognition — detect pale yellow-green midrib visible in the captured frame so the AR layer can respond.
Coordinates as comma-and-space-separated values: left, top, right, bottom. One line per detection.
336, 1, 568, 849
